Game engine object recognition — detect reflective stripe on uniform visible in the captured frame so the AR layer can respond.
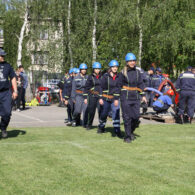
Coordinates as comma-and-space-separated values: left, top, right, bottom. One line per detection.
180, 73, 195, 79
157, 99, 164, 105
75, 79, 82, 81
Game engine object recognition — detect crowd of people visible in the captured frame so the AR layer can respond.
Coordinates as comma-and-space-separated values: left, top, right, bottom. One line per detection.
58, 53, 195, 143
0, 47, 195, 142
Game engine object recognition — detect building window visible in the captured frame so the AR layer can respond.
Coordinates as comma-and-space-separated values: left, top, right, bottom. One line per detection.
39, 29, 48, 40
33, 51, 49, 65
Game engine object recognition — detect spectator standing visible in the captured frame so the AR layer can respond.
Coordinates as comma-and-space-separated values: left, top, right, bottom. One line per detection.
19, 65, 28, 110
15, 68, 24, 111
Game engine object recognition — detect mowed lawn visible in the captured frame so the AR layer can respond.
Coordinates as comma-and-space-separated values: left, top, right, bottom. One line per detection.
0, 124, 195, 195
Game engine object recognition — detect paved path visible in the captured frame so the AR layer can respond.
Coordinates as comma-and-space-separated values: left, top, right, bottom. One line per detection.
9, 105, 161, 128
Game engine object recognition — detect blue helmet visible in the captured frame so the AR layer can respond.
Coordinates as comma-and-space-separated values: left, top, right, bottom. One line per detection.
109, 60, 119, 67
75, 68, 80, 74
156, 67, 162, 73
72, 68, 77, 73
92, 62, 102, 69
125, 53, 136, 61
69, 68, 73, 74
79, 63, 88, 70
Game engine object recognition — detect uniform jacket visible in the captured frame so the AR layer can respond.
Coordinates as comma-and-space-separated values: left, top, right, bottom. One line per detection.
71, 74, 88, 101
0, 61, 16, 91
119, 66, 145, 101
63, 76, 73, 100
99, 72, 121, 101
144, 72, 154, 88
83, 73, 102, 99
151, 74, 165, 89
176, 71, 195, 91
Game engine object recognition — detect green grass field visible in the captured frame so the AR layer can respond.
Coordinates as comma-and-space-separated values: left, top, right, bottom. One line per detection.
0, 124, 195, 195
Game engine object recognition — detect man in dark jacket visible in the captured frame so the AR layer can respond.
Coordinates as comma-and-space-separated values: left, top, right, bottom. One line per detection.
0, 49, 18, 138
176, 65, 195, 123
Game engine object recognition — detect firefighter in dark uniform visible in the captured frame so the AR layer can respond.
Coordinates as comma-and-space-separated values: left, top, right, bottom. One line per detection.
0, 49, 18, 138
71, 63, 88, 127
83, 62, 102, 130
119, 53, 147, 143
176, 65, 195, 123
63, 68, 74, 126
98, 60, 122, 137
152, 67, 165, 90
141, 67, 155, 114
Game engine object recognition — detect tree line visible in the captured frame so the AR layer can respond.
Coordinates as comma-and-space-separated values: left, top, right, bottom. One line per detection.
0, 0, 194, 77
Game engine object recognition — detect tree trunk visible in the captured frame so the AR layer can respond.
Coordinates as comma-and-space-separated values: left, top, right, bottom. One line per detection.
137, 0, 143, 68
92, 0, 97, 63
17, 1, 28, 67
68, 0, 73, 68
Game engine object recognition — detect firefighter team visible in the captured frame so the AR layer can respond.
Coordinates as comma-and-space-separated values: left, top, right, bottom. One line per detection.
0, 48, 195, 142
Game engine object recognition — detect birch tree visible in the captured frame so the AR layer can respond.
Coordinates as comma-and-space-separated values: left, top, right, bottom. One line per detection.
92, 0, 97, 63
17, 0, 29, 67
67, 0, 73, 68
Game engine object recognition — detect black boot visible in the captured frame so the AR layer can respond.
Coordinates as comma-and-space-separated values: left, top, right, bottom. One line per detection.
130, 133, 136, 140
1, 130, 8, 138
180, 115, 184, 124
97, 127, 105, 134
86, 125, 92, 130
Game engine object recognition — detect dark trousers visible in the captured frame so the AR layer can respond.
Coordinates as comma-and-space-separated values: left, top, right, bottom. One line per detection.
99, 100, 120, 132
21, 88, 26, 109
0, 90, 12, 131
153, 103, 170, 113
121, 99, 140, 138
153, 104, 170, 113
87, 95, 100, 126
178, 90, 195, 118
73, 95, 88, 126
147, 91, 154, 107
67, 99, 74, 122
16, 87, 22, 109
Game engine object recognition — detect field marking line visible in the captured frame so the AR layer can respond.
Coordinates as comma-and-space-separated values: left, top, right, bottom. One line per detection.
10, 120, 64, 124
12, 112, 44, 123
0, 139, 116, 146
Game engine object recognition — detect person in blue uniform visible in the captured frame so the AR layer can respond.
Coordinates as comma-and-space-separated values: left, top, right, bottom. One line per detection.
83, 62, 102, 130
71, 64, 88, 127
98, 60, 122, 137
0, 49, 18, 139
176, 65, 195, 124
145, 87, 174, 114
119, 53, 147, 143
63, 68, 74, 126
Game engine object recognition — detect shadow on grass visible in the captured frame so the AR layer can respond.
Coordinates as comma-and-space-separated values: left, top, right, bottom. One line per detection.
106, 127, 141, 140
0, 130, 26, 139
104, 127, 124, 139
